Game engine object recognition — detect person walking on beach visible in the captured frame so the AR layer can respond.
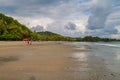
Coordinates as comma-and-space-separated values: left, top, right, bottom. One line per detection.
29, 40, 32, 45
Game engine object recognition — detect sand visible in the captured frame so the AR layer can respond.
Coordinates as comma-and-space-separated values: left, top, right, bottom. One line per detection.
0, 41, 119, 80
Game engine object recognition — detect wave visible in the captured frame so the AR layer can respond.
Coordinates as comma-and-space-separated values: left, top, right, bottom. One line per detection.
95, 43, 120, 48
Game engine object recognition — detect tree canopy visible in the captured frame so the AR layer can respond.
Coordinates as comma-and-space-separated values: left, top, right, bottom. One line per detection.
0, 13, 32, 40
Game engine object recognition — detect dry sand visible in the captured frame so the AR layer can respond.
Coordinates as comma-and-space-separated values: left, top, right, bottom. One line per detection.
0, 41, 119, 80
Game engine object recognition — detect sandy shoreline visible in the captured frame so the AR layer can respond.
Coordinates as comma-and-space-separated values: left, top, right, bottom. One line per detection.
0, 41, 119, 80
0, 41, 78, 80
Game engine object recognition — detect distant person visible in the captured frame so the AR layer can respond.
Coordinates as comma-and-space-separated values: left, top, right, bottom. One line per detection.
27, 40, 29, 45
29, 40, 32, 45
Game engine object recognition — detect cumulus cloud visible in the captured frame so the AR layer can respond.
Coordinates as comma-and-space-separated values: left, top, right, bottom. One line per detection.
46, 21, 85, 37
85, 0, 120, 38
87, 0, 113, 30
31, 25, 44, 32
111, 25, 120, 39
65, 22, 77, 30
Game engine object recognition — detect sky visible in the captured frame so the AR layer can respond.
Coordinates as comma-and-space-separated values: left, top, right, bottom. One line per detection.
0, 0, 120, 38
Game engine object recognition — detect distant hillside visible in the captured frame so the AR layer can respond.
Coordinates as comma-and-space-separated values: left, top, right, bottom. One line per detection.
36, 31, 120, 42
37, 31, 76, 41
37, 31, 62, 36
0, 13, 32, 40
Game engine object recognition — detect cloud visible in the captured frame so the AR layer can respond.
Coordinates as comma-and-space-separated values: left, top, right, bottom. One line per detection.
12, 16, 54, 28
3, 0, 91, 20
65, 22, 77, 30
111, 25, 120, 39
46, 21, 66, 35
46, 21, 85, 37
115, 25, 120, 33
0, 0, 69, 6
31, 25, 44, 32
87, 0, 113, 30
85, 27, 118, 38
106, 10, 120, 27
84, 0, 120, 38
0, 0, 120, 38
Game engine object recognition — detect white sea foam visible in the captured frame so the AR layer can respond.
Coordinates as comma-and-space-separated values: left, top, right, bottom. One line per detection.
94, 43, 120, 48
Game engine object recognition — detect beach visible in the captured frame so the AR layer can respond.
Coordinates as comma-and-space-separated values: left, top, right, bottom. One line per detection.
0, 41, 120, 80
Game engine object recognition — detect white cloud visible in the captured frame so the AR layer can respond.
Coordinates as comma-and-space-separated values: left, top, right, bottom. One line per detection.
72, 19, 87, 34
111, 34, 120, 39
109, 25, 120, 39
12, 16, 54, 29
115, 25, 120, 33
46, 20, 87, 37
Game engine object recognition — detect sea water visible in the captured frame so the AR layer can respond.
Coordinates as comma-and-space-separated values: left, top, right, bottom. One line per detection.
93, 42, 120, 73
64, 42, 120, 73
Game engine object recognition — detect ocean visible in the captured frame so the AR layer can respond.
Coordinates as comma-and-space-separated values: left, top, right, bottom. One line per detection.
64, 42, 120, 79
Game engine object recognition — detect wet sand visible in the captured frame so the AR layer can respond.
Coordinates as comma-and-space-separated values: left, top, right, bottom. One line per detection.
0, 41, 119, 80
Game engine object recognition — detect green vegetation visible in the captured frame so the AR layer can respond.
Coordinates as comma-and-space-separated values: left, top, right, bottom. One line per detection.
0, 13, 119, 42
0, 13, 32, 40
38, 31, 60, 36
37, 31, 76, 41
37, 31, 120, 42
76, 36, 120, 42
